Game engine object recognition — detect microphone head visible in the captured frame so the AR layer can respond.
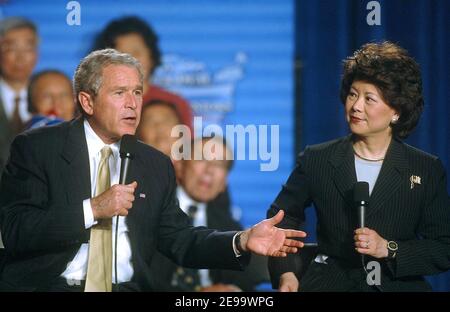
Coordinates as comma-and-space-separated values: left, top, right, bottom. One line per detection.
120, 134, 137, 159
353, 181, 369, 202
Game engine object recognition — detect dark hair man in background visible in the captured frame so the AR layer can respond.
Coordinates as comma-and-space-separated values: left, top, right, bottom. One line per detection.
0, 17, 38, 173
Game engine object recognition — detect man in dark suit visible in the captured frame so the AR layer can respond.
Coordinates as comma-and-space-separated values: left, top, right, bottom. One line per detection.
149, 137, 269, 291
0, 97, 11, 174
0, 17, 39, 173
0, 49, 305, 291
0, 16, 39, 260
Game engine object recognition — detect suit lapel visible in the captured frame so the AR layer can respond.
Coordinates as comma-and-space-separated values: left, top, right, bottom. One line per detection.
124, 151, 148, 240
367, 138, 408, 218
0, 90, 13, 151
0, 93, 8, 123
60, 118, 91, 204
329, 135, 357, 208
60, 120, 148, 268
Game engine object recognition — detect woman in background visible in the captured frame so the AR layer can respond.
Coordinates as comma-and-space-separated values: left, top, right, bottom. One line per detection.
92, 16, 193, 130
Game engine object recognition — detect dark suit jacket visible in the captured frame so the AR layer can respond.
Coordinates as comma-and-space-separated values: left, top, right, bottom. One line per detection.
268, 135, 450, 291
207, 192, 270, 291
0, 96, 11, 260
0, 95, 13, 175
0, 118, 247, 291
149, 190, 269, 291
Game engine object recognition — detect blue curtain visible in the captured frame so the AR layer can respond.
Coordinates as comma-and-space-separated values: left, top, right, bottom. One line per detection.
295, 0, 449, 291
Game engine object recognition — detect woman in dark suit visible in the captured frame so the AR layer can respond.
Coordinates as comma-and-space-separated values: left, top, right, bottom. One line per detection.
268, 42, 450, 292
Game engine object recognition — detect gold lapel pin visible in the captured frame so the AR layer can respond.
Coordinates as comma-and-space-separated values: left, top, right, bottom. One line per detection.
410, 175, 421, 189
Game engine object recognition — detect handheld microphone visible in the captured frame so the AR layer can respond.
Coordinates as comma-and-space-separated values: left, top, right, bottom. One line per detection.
353, 181, 369, 229
353, 181, 382, 291
115, 134, 137, 285
119, 134, 137, 185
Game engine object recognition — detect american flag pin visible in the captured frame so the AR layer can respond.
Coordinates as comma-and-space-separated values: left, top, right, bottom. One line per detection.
139, 193, 146, 198
410, 175, 421, 189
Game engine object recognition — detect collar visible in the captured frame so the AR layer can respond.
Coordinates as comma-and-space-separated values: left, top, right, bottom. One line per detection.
328, 134, 410, 218
83, 119, 120, 162
0, 78, 27, 117
0, 78, 27, 99
328, 134, 408, 173
176, 186, 206, 214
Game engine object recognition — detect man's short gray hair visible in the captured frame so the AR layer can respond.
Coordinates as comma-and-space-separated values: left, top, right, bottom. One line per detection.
73, 48, 144, 114
0, 16, 38, 38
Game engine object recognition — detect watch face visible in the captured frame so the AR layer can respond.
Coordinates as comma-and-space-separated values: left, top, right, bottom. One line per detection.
388, 241, 398, 251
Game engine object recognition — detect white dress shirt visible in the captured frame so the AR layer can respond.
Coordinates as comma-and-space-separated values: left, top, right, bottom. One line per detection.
176, 186, 212, 287
0, 79, 31, 122
61, 119, 134, 283
176, 187, 242, 287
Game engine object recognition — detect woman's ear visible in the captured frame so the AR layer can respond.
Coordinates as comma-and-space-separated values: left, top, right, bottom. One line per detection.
78, 91, 94, 116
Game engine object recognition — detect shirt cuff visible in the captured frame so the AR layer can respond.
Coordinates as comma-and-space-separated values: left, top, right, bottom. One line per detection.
232, 231, 242, 258
83, 199, 98, 229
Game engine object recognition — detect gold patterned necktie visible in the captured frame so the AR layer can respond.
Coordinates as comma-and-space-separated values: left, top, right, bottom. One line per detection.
85, 146, 113, 292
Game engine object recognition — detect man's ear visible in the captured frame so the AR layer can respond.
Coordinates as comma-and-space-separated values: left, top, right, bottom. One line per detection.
78, 91, 94, 116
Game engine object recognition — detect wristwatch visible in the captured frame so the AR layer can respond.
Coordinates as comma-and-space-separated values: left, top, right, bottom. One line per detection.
387, 240, 398, 259
235, 231, 246, 254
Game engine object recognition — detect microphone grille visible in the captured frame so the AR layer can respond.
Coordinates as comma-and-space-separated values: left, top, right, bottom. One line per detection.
120, 134, 137, 157
353, 181, 369, 202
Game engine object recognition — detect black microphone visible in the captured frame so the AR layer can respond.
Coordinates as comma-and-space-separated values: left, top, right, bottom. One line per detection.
116, 134, 137, 285
353, 181, 382, 291
353, 181, 369, 229
119, 134, 137, 185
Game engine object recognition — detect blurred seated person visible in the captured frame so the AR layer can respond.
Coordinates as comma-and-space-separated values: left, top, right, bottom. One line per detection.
0, 17, 38, 173
25, 70, 76, 129
137, 99, 183, 158
137, 99, 186, 178
92, 15, 193, 130
137, 101, 269, 290
0, 16, 38, 248
149, 137, 268, 291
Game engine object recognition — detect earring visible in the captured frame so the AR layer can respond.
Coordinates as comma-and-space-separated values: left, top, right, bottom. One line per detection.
391, 116, 399, 124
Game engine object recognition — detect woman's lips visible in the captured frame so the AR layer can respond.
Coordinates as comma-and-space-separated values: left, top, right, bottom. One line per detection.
350, 116, 364, 123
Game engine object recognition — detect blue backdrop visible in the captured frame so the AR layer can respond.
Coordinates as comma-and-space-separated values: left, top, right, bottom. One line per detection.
296, 0, 449, 291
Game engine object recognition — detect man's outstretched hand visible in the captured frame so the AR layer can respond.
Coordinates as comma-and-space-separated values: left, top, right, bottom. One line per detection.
238, 210, 306, 257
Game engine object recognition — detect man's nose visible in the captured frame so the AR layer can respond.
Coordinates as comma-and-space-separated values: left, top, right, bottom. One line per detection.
125, 92, 138, 109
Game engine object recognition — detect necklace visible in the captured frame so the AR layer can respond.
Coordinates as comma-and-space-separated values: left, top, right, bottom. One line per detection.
353, 149, 384, 162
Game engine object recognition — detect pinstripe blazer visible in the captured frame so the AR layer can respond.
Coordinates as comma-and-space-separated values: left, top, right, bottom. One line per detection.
268, 135, 450, 291
0, 118, 246, 291
0, 95, 13, 174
